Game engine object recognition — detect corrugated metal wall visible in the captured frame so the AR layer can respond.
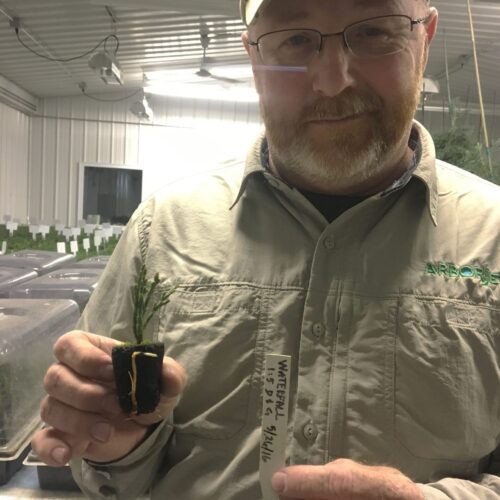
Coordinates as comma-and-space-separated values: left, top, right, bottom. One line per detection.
0, 100, 30, 221
2, 94, 499, 226
29, 94, 262, 225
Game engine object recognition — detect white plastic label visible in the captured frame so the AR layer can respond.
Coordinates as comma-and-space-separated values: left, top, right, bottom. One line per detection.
260, 354, 291, 500
29, 225, 39, 240
62, 228, 72, 241
1, 241, 6, 254
83, 238, 90, 251
84, 224, 96, 235
6, 221, 18, 236
39, 225, 50, 239
57, 242, 66, 254
71, 227, 81, 239
94, 234, 102, 249
70, 240, 78, 255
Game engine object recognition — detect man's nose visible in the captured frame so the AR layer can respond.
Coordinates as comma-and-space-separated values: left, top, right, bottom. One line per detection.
309, 36, 357, 96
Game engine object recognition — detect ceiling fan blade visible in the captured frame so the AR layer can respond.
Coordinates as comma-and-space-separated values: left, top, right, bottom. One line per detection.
210, 74, 244, 84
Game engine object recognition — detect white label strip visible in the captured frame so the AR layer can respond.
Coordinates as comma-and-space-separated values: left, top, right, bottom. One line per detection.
260, 354, 291, 500
70, 240, 78, 255
56, 242, 66, 254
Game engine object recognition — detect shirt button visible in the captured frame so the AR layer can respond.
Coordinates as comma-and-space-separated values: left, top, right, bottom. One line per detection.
303, 421, 318, 442
99, 485, 117, 498
312, 323, 325, 339
323, 236, 335, 250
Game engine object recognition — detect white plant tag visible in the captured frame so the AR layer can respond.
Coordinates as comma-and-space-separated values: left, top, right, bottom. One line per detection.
102, 227, 113, 240
71, 227, 81, 239
1, 241, 6, 254
260, 354, 291, 500
83, 238, 90, 252
57, 242, 66, 254
55, 223, 65, 234
6, 221, 18, 236
29, 225, 39, 240
62, 228, 72, 241
39, 224, 50, 239
112, 225, 124, 237
70, 240, 78, 255
94, 233, 102, 249
84, 224, 96, 235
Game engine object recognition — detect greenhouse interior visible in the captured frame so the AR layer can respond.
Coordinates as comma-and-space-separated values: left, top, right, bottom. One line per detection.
0, 0, 499, 498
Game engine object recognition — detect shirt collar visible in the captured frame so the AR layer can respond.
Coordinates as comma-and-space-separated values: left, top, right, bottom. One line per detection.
232, 120, 438, 226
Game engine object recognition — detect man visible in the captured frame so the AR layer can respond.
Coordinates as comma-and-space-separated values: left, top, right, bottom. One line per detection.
32, 0, 500, 498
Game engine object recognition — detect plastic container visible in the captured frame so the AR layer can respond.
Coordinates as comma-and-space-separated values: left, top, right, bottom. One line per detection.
0, 251, 75, 276
0, 299, 80, 485
9, 268, 102, 312
24, 450, 80, 492
72, 255, 110, 269
0, 267, 38, 298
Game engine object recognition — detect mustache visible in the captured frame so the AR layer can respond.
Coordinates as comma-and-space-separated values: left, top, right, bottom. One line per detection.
302, 91, 383, 121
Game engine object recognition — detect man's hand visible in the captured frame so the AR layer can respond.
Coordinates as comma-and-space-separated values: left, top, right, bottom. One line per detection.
272, 458, 424, 500
31, 331, 187, 466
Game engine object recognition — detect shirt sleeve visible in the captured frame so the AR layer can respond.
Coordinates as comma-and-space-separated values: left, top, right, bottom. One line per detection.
70, 419, 174, 499
418, 447, 500, 499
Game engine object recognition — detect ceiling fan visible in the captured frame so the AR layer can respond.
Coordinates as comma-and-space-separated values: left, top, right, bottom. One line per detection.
195, 23, 244, 85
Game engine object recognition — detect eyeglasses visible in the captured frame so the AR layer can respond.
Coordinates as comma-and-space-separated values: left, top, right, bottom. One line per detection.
248, 15, 430, 67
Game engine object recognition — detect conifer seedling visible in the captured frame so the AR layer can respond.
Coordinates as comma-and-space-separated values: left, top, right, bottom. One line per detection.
111, 264, 176, 414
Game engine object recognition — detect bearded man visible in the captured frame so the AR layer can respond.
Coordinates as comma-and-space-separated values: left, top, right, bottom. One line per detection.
33, 0, 500, 499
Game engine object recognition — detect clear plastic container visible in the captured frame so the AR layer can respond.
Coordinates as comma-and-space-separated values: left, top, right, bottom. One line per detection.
0, 299, 80, 467
0, 251, 75, 275
9, 268, 102, 312
0, 267, 38, 298
73, 255, 110, 269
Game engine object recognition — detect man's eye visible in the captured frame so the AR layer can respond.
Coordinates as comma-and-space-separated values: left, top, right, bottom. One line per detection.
283, 34, 313, 47
357, 25, 390, 38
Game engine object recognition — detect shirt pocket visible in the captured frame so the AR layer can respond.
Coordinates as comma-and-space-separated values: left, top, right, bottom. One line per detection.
393, 295, 500, 461
158, 285, 265, 440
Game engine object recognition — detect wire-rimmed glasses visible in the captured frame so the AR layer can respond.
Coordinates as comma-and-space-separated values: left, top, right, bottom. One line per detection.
248, 15, 430, 67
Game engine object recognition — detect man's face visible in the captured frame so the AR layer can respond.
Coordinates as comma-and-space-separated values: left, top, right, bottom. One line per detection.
243, 0, 438, 195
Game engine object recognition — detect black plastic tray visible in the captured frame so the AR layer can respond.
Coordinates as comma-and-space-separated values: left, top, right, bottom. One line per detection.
0, 445, 30, 486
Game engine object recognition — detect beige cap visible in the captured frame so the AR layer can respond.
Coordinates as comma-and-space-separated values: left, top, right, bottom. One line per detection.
240, 0, 270, 25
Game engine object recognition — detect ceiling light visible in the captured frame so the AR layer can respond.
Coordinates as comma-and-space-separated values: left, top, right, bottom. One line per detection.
88, 51, 123, 85
144, 82, 259, 103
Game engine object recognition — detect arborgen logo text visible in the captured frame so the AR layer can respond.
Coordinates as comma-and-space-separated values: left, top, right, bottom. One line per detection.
426, 262, 500, 286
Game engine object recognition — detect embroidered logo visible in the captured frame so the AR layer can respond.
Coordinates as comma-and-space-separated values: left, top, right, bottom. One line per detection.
426, 262, 500, 287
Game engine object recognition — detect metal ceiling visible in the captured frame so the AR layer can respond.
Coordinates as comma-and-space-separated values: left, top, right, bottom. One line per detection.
0, 0, 498, 108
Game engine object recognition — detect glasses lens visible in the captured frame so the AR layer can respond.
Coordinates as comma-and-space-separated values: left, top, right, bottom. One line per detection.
259, 29, 320, 66
346, 16, 412, 57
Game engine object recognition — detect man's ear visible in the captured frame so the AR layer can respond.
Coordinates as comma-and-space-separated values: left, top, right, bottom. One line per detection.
425, 7, 439, 44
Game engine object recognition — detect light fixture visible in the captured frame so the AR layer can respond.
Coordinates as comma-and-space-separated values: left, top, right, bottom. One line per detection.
421, 77, 440, 95
144, 82, 259, 103
130, 94, 153, 120
88, 50, 123, 85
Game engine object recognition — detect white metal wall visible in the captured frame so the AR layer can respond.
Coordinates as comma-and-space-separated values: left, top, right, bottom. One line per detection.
29, 94, 262, 226
0, 101, 30, 221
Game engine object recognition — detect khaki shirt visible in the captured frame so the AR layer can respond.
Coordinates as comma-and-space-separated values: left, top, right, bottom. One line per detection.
71, 121, 500, 499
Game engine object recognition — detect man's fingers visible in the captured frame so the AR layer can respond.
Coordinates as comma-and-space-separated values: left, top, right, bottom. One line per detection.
161, 356, 187, 398
31, 427, 90, 467
44, 362, 121, 416
273, 465, 337, 499
40, 396, 115, 445
53, 331, 121, 382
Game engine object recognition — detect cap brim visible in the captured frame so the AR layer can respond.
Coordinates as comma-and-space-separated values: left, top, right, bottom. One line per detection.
240, 0, 267, 26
